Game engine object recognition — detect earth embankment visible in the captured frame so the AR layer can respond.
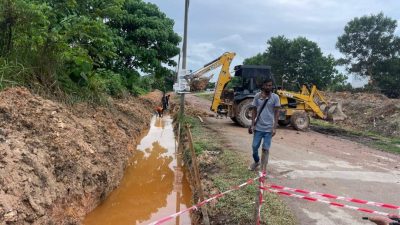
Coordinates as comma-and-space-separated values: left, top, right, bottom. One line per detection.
0, 88, 161, 224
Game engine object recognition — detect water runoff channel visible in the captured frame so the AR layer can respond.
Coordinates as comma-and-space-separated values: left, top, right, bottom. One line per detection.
84, 116, 193, 225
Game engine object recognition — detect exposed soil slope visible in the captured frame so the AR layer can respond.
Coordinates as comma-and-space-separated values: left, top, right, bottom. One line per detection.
0, 88, 161, 225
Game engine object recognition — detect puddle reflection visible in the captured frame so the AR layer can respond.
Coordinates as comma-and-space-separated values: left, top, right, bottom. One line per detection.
84, 116, 192, 225
154, 117, 165, 128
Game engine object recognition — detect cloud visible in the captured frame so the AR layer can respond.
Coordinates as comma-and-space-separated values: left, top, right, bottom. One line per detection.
187, 34, 263, 72
187, 42, 221, 70
146, 0, 400, 86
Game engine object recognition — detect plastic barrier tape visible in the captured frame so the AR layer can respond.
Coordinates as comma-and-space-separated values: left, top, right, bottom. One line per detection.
262, 187, 390, 216
147, 177, 259, 225
267, 184, 400, 210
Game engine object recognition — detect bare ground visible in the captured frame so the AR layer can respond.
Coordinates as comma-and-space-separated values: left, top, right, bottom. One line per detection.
186, 94, 400, 225
324, 91, 400, 137
0, 88, 161, 225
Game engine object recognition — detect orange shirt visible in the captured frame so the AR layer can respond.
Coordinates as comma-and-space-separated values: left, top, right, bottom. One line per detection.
155, 106, 163, 113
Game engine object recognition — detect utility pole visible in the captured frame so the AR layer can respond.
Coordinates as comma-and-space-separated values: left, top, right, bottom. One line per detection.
180, 0, 189, 117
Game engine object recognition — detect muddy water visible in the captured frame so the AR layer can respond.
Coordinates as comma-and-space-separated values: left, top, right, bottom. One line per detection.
84, 116, 192, 225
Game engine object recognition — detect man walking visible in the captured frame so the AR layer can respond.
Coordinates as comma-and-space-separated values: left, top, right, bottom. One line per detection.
248, 78, 280, 171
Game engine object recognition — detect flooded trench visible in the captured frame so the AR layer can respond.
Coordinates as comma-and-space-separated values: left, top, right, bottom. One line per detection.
84, 116, 193, 225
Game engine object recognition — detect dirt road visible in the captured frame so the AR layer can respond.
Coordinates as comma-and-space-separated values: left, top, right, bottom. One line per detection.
186, 94, 400, 225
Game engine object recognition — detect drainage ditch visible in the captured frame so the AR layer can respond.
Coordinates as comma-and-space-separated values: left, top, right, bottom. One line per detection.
83, 116, 193, 225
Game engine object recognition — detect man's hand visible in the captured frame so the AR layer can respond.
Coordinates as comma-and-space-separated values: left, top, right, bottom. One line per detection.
272, 128, 276, 137
368, 214, 399, 225
248, 125, 254, 134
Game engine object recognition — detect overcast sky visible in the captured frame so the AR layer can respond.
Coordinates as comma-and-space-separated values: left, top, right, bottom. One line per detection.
145, 0, 400, 86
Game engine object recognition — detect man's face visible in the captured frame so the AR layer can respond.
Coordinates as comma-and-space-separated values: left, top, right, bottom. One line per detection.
261, 81, 273, 93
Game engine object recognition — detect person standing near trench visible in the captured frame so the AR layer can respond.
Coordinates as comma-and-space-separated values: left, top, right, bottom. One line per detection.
248, 78, 280, 171
161, 93, 168, 111
166, 94, 170, 108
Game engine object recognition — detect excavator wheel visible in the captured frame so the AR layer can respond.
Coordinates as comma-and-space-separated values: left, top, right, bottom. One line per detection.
230, 117, 237, 123
235, 98, 253, 127
290, 111, 310, 131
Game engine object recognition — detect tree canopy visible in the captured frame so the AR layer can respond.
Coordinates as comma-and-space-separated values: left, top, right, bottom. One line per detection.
0, 0, 181, 100
373, 58, 400, 98
244, 36, 346, 90
337, 13, 400, 97
336, 13, 400, 81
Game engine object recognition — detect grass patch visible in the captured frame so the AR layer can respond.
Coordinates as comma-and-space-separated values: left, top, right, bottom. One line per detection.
179, 115, 217, 155
311, 119, 400, 154
194, 92, 214, 101
212, 150, 296, 225
177, 114, 202, 136
193, 140, 211, 155
372, 139, 400, 154
183, 114, 296, 225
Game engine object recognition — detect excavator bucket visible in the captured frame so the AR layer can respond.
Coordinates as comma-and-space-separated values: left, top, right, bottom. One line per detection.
319, 101, 347, 121
189, 76, 213, 91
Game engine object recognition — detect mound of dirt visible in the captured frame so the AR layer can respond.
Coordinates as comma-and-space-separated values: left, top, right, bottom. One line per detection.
0, 88, 160, 224
324, 91, 400, 137
190, 77, 212, 92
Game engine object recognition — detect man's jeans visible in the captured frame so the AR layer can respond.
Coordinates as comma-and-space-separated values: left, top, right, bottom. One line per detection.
252, 130, 272, 163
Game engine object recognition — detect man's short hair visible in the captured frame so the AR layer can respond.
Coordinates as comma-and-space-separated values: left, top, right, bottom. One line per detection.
262, 78, 273, 85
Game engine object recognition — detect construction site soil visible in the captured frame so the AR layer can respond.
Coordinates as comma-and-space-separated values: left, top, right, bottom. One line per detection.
189, 77, 212, 92
0, 87, 162, 225
325, 91, 400, 137
1, 87, 399, 225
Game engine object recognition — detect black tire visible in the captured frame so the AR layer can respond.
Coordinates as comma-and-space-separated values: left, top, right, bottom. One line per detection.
290, 111, 310, 131
230, 117, 237, 123
278, 118, 291, 127
235, 98, 253, 127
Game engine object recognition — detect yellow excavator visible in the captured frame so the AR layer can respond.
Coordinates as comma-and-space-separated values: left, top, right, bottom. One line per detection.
186, 52, 346, 130
185, 52, 236, 113
277, 85, 347, 130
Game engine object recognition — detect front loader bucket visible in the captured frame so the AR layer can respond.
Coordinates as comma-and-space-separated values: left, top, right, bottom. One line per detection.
320, 101, 347, 121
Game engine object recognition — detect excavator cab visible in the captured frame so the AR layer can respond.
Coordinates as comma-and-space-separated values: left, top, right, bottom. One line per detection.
222, 65, 274, 127
232, 65, 273, 96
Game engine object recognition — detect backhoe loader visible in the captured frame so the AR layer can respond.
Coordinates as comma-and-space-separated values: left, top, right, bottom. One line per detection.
185, 52, 346, 130
276, 85, 347, 130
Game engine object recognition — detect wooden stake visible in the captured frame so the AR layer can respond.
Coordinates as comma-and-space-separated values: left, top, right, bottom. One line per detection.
186, 125, 210, 225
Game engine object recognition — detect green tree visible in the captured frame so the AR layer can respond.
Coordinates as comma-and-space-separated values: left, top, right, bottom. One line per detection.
0, 0, 181, 99
244, 36, 346, 90
107, 0, 181, 90
373, 58, 400, 98
243, 53, 266, 65
0, 0, 57, 87
336, 13, 400, 82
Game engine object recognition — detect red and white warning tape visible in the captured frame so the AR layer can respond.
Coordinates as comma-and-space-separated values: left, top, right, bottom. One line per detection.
267, 184, 400, 210
147, 176, 259, 225
262, 187, 390, 216
148, 173, 399, 225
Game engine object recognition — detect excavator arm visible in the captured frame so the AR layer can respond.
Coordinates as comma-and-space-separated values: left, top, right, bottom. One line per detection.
277, 84, 347, 121
277, 85, 327, 119
185, 52, 236, 112
210, 52, 235, 112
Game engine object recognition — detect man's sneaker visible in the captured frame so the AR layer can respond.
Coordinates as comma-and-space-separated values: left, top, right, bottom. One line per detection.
248, 162, 260, 171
